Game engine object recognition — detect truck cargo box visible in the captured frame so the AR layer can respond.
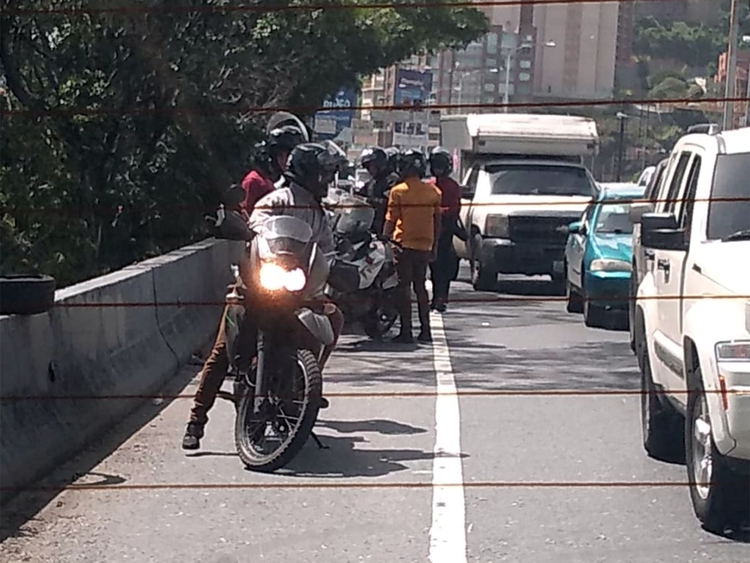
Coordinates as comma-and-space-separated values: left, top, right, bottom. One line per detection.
440, 113, 599, 158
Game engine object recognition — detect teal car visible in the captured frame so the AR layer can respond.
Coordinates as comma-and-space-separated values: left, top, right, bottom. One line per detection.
563, 183, 645, 328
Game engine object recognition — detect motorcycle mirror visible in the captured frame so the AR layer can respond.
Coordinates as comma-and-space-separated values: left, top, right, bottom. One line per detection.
214, 207, 254, 242
223, 184, 245, 209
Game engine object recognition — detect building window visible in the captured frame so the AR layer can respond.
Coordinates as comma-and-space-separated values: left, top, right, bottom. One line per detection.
486, 33, 498, 54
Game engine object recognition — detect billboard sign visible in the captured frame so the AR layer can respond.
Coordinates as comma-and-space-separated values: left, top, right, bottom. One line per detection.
314, 87, 358, 140
394, 69, 433, 106
391, 68, 433, 147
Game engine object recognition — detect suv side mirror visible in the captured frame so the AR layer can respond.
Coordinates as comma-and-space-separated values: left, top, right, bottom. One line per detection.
460, 185, 475, 200
641, 212, 685, 250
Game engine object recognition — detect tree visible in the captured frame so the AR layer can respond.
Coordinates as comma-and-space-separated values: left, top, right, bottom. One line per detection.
1, 0, 488, 286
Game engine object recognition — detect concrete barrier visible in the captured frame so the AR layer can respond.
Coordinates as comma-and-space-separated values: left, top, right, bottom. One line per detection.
0, 239, 243, 504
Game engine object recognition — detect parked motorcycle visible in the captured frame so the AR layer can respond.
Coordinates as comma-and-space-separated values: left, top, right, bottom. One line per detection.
323, 191, 400, 339
211, 203, 357, 472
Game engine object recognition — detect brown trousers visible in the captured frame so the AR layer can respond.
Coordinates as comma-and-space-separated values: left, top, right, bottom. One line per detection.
394, 248, 431, 335
189, 304, 344, 425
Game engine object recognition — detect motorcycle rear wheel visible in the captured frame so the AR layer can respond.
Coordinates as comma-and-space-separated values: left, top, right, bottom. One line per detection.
234, 348, 322, 472
362, 290, 398, 339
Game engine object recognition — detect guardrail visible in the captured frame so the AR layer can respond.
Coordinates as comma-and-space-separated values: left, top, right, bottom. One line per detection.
0, 238, 243, 504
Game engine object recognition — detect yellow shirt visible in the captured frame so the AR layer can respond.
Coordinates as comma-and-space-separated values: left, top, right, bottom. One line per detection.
386, 178, 442, 251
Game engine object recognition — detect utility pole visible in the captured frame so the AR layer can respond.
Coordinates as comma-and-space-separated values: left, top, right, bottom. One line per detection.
722, 0, 740, 130
616, 112, 628, 182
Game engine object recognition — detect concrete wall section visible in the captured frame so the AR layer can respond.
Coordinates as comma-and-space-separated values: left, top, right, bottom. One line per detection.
0, 239, 243, 504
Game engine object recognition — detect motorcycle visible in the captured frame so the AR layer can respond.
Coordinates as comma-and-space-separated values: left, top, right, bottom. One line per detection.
211, 201, 357, 472
323, 191, 400, 339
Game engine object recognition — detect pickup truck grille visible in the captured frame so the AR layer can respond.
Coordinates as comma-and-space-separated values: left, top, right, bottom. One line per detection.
508, 215, 580, 247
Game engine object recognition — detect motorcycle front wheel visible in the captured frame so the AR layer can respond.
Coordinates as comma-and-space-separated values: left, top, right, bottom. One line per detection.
234, 348, 322, 472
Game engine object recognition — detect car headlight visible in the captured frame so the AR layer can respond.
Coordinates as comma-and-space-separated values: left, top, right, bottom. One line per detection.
590, 259, 632, 272
485, 215, 509, 238
259, 262, 307, 292
715, 340, 750, 362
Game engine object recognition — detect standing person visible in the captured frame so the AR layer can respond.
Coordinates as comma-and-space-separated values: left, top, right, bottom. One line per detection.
240, 125, 306, 214
359, 147, 400, 234
383, 149, 442, 344
428, 147, 463, 313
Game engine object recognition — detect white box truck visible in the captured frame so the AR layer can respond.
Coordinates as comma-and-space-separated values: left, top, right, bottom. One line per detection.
440, 113, 600, 291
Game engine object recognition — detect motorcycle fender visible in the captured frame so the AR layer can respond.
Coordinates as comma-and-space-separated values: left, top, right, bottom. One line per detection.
382, 273, 399, 290
295, 307, 335, 346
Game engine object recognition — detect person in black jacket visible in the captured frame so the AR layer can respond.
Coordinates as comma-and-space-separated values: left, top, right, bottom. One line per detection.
359, 147, 400, 234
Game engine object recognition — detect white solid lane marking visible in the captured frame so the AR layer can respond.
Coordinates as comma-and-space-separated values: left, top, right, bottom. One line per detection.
428, 312, 467, 563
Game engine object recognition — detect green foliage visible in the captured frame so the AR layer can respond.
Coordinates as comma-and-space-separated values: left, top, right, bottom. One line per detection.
1, 0, 488, 287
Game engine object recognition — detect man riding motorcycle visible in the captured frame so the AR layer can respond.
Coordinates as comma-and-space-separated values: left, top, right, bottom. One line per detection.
182, 142, 343, 450
240, 125, 306, 214
360, 147, 400, 234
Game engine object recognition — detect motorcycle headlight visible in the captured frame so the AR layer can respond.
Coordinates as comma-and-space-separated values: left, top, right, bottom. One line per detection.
485, 215, 510, 238
259, 262, 307, 292
590, 259, 632, 272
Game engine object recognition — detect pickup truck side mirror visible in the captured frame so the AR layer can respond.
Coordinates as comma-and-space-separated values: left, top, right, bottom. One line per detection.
641, 212, 685, 251
628, 201, 653, 224
460, 185, 475, 200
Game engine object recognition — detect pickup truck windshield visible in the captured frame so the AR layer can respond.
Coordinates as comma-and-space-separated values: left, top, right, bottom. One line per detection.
706, 152, 750, 242
486, 164, 596, 197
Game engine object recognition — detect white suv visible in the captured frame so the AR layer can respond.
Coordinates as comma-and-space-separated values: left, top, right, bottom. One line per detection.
633, 127, 750, 532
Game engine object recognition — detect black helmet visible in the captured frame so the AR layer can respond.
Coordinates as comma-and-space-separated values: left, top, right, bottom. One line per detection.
429, 147, 453, 177
268, 125, 305, 154
360, 147, 388, 170
397, 149, 428, 178
250, 141, 275, 178
384, 147, 400, 173
284, 143, 341, 199
260, 125, 305, 180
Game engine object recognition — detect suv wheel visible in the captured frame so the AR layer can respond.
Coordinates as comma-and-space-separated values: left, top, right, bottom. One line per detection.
564, 265, 583, 314
686, 369, 749, 533
640, 345, 684, 463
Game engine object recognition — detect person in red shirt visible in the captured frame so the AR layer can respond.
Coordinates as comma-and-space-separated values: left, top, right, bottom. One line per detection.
428, 147, 463, 313
240, 125, 306, 214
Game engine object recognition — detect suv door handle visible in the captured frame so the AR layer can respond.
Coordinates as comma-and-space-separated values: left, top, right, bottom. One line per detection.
657, 258, 670, 271
644, 249, 655, 260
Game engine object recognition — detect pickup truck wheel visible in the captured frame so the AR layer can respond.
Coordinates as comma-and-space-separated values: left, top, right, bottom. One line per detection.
628, 270, 637, 352
0, 275, 56, 316
470, 235, 497, 291
686, 371, 749, 533
640, 349, 685, 463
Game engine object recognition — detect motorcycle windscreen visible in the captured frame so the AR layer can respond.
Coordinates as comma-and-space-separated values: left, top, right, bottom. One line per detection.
333, 195, 375, 235
256, 216, 314, 266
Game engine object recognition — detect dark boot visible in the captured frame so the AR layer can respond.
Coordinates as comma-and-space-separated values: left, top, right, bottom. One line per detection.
182, 421, 205, 450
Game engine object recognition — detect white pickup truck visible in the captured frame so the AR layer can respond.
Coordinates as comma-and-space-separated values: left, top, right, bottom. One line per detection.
633, 126, 750, 532
440, 113, 600, 291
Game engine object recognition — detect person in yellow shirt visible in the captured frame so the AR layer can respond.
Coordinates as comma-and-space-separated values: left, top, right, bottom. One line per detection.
383, 149, 442, 343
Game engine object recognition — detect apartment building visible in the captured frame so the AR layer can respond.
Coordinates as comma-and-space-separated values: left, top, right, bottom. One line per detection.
492, 0, 633, 99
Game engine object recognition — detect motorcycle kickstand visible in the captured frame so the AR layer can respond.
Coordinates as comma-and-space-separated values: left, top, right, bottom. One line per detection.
311, 431, 329, 450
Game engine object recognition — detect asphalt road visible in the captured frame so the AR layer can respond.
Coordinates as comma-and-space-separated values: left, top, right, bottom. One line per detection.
1, 269, 748, 563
